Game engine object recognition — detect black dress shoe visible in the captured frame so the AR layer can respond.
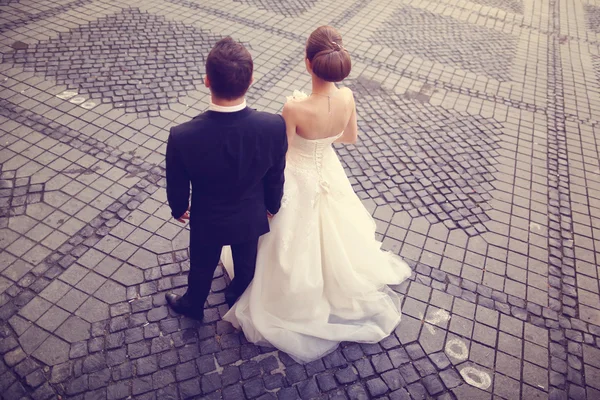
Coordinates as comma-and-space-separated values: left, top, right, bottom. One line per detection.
165, 293, 204, 321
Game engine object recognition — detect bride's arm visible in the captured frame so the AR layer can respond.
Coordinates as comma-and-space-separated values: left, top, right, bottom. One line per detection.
336, 91, 358, 144
281, 102, 297, 147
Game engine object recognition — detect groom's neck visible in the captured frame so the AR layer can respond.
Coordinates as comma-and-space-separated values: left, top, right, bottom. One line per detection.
211, 95, 246, 107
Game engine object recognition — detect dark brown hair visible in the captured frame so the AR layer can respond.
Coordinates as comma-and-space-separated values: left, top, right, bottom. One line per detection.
206, 37, 253, 100
306, 26, 351, 82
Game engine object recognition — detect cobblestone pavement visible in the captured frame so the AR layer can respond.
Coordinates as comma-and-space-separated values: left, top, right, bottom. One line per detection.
0, 0, 600, 398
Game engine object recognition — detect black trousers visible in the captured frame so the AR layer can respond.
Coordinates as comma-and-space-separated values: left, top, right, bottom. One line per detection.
186, 232, 259, 310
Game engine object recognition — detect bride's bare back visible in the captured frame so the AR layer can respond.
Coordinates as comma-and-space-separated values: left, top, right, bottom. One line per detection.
282, 87, 358, 144
281, 25, 358, 145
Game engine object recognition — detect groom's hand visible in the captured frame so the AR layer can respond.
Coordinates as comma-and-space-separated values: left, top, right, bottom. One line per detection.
176, 209, 190, 224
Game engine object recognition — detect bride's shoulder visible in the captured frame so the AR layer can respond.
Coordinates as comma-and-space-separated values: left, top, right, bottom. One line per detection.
338, 87, 356, 110
282, 91, 309, 120
339, 86, 355, 100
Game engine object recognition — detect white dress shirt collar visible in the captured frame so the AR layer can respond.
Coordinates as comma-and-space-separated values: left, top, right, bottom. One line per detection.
209, 99, 247, 113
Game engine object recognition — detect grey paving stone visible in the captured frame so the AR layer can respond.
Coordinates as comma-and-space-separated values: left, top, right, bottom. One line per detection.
258, 356, 279, 374
111, 362, 133, 382
57, 288, 89, 313
147, 306, 168, 322
107, 349, 127, 368
66, 374, 89, 396
499, 314, 523, 337
25, 369, 46, 389
70, 341, 88, 359
371, 353, 393, 373
179, 377, 201, 398
36, 305, 70, 332
381, 369, 404, 391
14, 357, 39, 378
32, 335, 70, 366
32, 382, 56, 400
495, 351, 521, 380
335, 365, 358, 384
112, 264, 144, 286
76, 297, 110, 323
88, 337, 104, 353
472, 322, 497, 347
396, 315, 421, 344
366, 377, 389, 397
127, 341, 150, 360
110, 316, 130, 333
18, 325, 49, 355
18, 296, 51, 322
389, 387, 411, 400
201, 372, 222, 394
265, 373, 286, 391
94, 281, 126, 304
439, 368, 462, 389
414, 357, 438, 377
498, 332, 522, 358
525, 341, 549, 368
278, 386, 300, 400
56, 316, 91, 343
398, 364, 420, 384
407, 381, 429, 399
49, 362, 72, 384
218, 365, 239, 387
354, 358, 375, 379
449, 314, 474, 338
89, 368, 111, 390
494, 373, 520, 399
106, 380, 130, 399
83, 353, 107, 374
239, 360, 259, 380
286, 364, 308, 385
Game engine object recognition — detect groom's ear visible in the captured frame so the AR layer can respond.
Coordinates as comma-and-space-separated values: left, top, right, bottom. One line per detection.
204, 76, 210, 88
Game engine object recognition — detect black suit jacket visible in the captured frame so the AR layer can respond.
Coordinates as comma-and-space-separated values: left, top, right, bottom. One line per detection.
166, 107, 287, 245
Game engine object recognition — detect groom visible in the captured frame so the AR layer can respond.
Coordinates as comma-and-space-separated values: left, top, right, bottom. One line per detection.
164, 37, 288, 320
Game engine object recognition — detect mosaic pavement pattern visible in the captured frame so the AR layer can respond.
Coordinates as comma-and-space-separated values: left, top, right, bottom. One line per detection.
2, 8, 223, 115
469, 0, 524, 14
585, 4, 600, 34
231, 0, 318, 16
594, 55, 600, 87
371, 6, 518, 82
343, 77, 499, 235
0, 0, 600, 399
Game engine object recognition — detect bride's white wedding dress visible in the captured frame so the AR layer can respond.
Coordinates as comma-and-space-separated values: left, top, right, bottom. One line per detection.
221, 98, 412, 364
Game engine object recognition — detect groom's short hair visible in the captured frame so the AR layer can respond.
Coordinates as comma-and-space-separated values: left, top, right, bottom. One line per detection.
206, 37, 253, 100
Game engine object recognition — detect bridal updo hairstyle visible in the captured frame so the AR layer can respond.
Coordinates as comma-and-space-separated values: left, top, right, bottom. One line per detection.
306, 26, 351, 82
206, 37, 253, 100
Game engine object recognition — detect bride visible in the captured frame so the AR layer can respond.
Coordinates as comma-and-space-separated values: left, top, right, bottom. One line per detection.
221, 26, 412, 364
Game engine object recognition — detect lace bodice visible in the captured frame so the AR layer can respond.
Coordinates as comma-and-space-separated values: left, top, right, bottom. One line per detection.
287, 133, 343, 173
284, 90, 343, 174
282, 132, 344, 214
